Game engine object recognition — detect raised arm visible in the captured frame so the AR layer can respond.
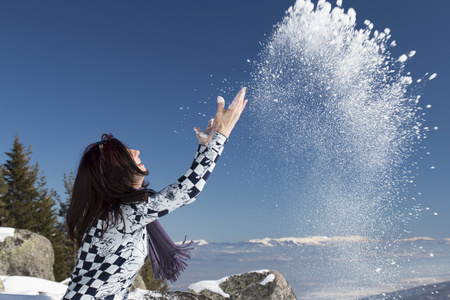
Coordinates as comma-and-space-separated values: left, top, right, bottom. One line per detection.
124, 88, 248, 229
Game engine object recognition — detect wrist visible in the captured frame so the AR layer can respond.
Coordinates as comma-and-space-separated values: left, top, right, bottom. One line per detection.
216, 127, 230, 138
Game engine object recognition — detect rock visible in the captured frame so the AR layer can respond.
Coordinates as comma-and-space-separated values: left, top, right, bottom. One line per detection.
189, 270, 297, 300
0, 228, 55, 281
129, 289, 212, 300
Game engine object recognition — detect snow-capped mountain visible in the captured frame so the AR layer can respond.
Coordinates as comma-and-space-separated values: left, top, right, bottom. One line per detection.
247, 235, 371, 246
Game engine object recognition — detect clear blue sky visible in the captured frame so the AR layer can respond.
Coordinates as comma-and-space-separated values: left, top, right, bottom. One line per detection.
0, 0, 448, 242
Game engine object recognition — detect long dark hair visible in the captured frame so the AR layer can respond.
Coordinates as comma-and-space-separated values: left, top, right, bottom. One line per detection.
67, 133, 155, 248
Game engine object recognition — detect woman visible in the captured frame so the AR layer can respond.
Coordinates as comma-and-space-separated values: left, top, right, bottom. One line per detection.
63, 88, 248, 299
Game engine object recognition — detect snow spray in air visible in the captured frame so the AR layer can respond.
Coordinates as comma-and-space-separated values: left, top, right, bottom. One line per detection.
247, 0, 435, 295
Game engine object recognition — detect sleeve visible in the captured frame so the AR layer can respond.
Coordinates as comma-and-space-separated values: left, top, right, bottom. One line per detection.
122, 131, 227, 230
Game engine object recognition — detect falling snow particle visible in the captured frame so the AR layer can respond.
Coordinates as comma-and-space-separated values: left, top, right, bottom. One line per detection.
398, 54, 408, 62
429, 73, 437, 80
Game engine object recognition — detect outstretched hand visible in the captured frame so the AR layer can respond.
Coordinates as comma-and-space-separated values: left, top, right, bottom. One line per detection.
215, 87, 248, 138
194, 87, 248, 145
194, 118, 218, 146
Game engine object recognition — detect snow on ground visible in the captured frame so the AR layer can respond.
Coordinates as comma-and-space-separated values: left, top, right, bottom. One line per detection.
0, 227, 15, 242
0, 276, 191, 300
0, 294, 56, 300
0, 276, 66, 299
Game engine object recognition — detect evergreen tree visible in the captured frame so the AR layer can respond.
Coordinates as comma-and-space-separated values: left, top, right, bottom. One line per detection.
33, 170, 59, 237
53, 171, 77, 282
59, 172, 74, 227
2, 134, 40, 229
139, 260, 169, 292
0, 165, 8, 224
53, 227, 75, 281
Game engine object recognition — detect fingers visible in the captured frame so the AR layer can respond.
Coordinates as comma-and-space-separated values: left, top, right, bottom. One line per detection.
240, 99, 248, 113
228, 87, 246, 109
211, 117, 218, 132
204, 118, 215, 135
207, 118, 215, 129
217, 96, 225, 115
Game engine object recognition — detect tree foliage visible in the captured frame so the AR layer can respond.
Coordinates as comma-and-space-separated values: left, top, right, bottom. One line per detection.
52, 172, 77, 281
1, 134, 40, 229
139, 260, 169, 292
0, 165, 8, 223
33, 171, 58, 236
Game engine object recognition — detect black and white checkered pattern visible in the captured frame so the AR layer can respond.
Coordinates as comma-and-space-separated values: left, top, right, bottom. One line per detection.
62, 132, 227, 299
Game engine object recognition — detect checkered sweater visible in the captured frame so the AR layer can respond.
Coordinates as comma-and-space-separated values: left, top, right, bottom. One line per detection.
62, 132, 227, 300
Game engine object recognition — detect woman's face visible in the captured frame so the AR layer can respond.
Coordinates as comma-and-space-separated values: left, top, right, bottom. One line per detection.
127, 148, 147, 188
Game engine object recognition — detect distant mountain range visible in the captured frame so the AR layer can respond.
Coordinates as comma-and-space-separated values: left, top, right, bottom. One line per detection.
179, 235, 450, 248
172, 236, 450, 299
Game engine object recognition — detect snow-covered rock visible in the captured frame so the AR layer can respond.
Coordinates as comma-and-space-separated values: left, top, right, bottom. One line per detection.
188, 269, 296, 300
0, 228, 15, 243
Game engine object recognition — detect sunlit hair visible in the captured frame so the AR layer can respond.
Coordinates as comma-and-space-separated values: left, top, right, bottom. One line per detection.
67, 133, 155, 248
